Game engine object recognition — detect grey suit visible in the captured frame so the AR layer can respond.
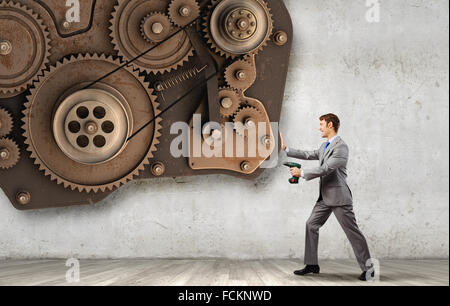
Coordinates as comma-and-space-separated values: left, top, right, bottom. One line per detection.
287, 136, 371, 271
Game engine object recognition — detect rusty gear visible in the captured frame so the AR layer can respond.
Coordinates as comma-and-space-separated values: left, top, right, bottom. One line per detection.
168, 0, 200, 28
22, 54, 163, 193
110, 0, 194, 74
0, 107, 13, 137
0, 1, 51, 95
218, 87, 241, 118
224, 59, 257, 91
140, 12, 173, 44
203, 0, 273, 59
0, 137, 20, 170
233, 106, 266, 137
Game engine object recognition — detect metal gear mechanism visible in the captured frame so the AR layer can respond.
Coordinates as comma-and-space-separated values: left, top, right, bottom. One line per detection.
233, 106, 267, 137
110, 0, 194, 74
140, 12, 173, 44
168, 0, 200, 27
0, 137, 20, 170
0, 107, 13, 137
0, 0, 51, 95
218, 87, 241, 117
224, 59, 257, 91
22, 54, 163, 193
203, 0, 273, 59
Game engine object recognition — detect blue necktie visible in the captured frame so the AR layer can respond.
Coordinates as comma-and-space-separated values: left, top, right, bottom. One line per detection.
324, 141, 331, 153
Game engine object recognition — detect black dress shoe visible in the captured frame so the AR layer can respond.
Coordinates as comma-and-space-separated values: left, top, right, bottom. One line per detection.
294, 265, 320, 276
359, 271, 375, 281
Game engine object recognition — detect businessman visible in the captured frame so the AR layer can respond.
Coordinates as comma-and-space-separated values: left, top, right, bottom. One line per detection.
280, 114, 373, 281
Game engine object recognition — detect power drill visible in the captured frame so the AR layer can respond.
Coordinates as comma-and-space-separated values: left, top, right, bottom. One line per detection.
283, 162, 302, 184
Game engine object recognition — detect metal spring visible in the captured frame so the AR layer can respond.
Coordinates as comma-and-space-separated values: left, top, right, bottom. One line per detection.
158, 65, 208, 91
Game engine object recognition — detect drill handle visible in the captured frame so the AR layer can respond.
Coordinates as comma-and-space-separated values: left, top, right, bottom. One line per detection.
283, 162, 302, 169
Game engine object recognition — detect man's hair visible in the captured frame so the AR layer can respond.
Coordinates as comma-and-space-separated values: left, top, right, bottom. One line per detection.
320, 114, 340, 132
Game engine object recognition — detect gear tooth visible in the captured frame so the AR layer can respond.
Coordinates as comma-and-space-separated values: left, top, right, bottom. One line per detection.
29, 149, 36, 158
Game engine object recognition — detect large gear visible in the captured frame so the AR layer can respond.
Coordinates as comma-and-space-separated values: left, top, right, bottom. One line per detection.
218, 87, 241, 117
0, 137, 20, 170
0, 107, 13, 137
203, 0, 273, 59
22, 54, 163, 193
168, 0, 200, 27
224, 59, 257, 91
0, 0, 51, 96
233, 106, 267, 137
110, 0, 194, 74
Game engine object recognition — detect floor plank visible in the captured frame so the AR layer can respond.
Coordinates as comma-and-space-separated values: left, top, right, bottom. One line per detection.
0, 259, 447, 286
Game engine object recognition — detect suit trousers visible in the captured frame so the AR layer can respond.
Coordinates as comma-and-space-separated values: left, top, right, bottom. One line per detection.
304, 201, 372, 272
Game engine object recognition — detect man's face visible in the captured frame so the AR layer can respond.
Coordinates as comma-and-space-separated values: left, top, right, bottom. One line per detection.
319, 120, 334, 138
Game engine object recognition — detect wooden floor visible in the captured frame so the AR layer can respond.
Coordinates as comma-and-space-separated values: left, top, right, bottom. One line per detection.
0, 259, 448, 286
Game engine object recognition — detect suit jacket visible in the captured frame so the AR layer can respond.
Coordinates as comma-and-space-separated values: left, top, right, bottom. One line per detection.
287, 136, 353, 206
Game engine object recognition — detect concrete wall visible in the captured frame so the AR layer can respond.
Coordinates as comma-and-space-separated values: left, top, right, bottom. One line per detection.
1, 0, 448, 260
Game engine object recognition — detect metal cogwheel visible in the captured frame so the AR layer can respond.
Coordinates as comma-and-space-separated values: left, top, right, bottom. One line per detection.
168, 0, 201, 27
0, 0, 51, 95
0, 137, 20, 170
224, 59, 257, 91
0, 107, 13, 137
140, 12, 173, 44
110, 0, 194, 74
232, 106, 267, 137
203, 0, 273, 59
22, 54, 163, 193
218, 87, 241, 117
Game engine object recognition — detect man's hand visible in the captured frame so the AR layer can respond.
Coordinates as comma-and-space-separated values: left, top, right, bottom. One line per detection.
280, 132, 287, 151
290, 167, 302, 178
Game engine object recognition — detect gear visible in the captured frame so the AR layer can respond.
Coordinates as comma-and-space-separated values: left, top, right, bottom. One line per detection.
110, 0, 194, 74
0, 1, 51, 96
0, 137, 20, 170
168, 0, 200, 27
203, 0, 273, 59
218, 87, 241, 117
0, 107, 13, 137
140, 12, 173, 44
224, 59, 256, 91
232, 106, 267, 137
22, 54, 163, 193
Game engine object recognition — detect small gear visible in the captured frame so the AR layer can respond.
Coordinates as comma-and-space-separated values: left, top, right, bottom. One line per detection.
110, 0, 194, 74
140, 12, 172, 44
0, 137, 20, 170
22, 54, 163, 193
168, 0, 201, 28
224, 59, 257, 91
218, 87, 241, 117
203, 0, 273, 59
0, 107, 13, 137
233, 106, 267, 137
0, 1, 51, 96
